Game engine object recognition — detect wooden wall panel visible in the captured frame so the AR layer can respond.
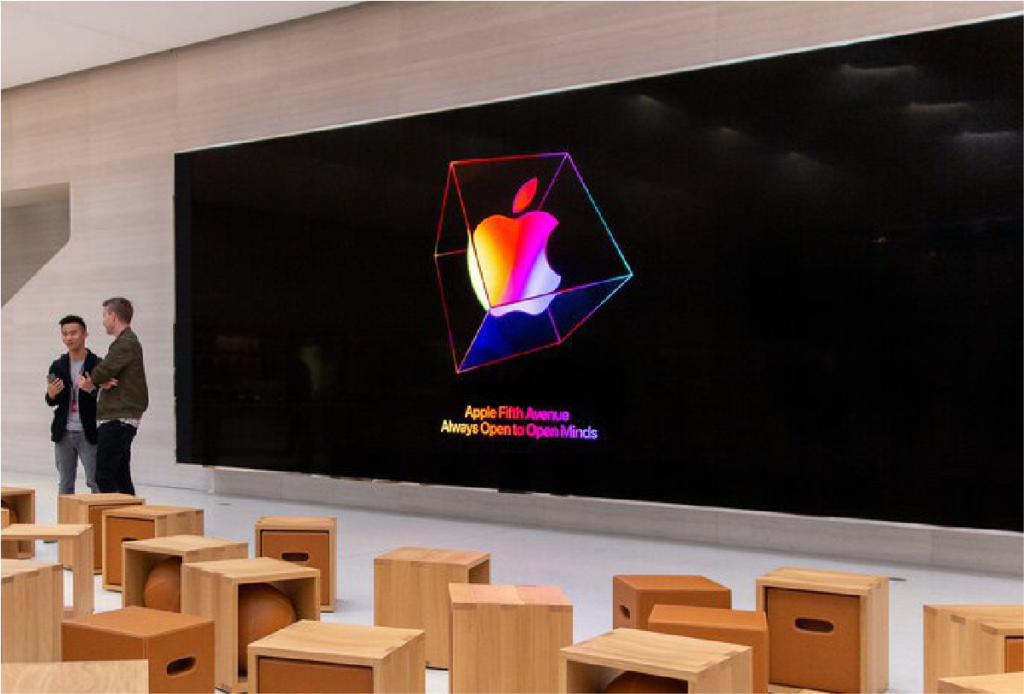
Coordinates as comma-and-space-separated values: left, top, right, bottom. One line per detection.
0, 101, 11, 193
937, 0, 1024, 25
276, 7, 404, 134
536, 3, 720, 90
715, 3, 905, 61
2, 73, 90, 181
2, 1, 1018, 490
177, 29, 284, 151
86, 56, 177, 162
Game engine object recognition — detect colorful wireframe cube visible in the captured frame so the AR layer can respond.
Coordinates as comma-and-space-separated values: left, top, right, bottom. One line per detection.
435, 152, 631, 372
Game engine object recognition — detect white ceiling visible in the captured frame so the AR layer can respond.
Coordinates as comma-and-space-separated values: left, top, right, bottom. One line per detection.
1, 1, 358, 89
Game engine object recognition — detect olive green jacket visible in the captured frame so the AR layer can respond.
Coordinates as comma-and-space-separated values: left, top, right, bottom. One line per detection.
91, 326, 149, 421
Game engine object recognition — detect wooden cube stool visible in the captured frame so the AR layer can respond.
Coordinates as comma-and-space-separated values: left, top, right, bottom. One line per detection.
1, 524, 93, 618
757, 566, 888, 694
924, 605, 1024, 692
181, 556, 320, 693
925, 605, 1024, 682
58, 493, 144, 572
63, 606, 213, 694
1, 486, 36, 558
561, 627, 752, 693
124, 535, 248, 611
374, 547, 490, 668
649, 604, 768, 693
0, 660, 149, 693
613, 575, 732, 630
255, 515, 336, 612
1, 559, 63, 662
247, 620, 425, 693
102, 505, 204, 591
450, 583, 572, 693
938, 672, 1024, 693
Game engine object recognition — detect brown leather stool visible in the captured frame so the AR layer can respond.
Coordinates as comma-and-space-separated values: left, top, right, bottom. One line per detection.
612, 575, 731, 630
63, 606, 214, 694
102, 506, 204, 591
255, 516, 336, 612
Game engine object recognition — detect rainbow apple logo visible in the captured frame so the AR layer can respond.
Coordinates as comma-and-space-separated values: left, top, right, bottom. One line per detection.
467, 177, 561, 317
435, 153, 632, 373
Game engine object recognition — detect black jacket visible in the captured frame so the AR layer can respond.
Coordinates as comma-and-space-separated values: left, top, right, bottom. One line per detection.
46, 351, 101, 444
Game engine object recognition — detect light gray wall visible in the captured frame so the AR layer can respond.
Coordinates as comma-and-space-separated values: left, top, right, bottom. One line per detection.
3, 4, 1019, 524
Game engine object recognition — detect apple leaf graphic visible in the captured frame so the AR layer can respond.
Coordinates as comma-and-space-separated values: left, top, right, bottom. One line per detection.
512, 177, 538, 215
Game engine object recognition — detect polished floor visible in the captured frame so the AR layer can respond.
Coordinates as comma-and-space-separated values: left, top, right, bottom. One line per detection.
4, 469, 1021, 693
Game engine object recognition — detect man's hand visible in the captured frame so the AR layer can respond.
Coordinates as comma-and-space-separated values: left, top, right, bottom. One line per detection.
99, 378, 118, 391
46, 377, 64, 399
77, 374, 96, 393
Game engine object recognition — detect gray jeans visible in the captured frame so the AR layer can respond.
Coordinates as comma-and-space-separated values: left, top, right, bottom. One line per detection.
54, 431, 98, 494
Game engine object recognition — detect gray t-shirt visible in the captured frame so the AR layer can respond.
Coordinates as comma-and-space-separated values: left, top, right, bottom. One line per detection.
67, 358, 84, 431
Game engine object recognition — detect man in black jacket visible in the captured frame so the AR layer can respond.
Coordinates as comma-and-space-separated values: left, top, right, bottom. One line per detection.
45, 315, 102, 494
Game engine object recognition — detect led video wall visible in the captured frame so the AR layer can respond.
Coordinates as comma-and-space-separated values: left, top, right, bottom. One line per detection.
176, 18, 1022, 531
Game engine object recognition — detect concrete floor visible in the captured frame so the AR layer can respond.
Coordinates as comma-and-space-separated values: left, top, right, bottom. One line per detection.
4, 469, 1021, 693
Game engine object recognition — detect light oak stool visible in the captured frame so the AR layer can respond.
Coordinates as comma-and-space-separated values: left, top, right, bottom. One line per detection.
938, 672, 1024, 693
1, 523, 93, 618
1, 486, 36, 558
924, 605, 1023, 692
123, 535, 248, 611
58, 493, 144, 572
757, 566, 888, 694
449, 583, 572, 693
247, 620, 425, 693
181, 556, 320, 693
374, 547, 490, 668
1, 559, 63, 662
560, 627, 752, 693
0, 660, 149, 693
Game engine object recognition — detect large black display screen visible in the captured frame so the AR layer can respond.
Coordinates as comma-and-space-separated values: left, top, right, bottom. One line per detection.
176, 18, 1022, 531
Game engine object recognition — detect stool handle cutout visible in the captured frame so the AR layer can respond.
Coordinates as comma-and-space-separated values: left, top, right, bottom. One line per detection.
795, 617, 835, 633
167, 657, 197, 677
618, 604, 631, 620
282, 552, 310, 562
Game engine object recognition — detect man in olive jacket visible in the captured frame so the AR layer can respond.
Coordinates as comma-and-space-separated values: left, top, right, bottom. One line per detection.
78, 297, 149, 494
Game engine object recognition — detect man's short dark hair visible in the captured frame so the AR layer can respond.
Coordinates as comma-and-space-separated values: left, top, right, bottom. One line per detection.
102, 297, 134, 324
59, 315, 87, 331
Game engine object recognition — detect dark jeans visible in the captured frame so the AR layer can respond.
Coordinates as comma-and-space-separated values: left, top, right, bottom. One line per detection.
95, 421, 137, 494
